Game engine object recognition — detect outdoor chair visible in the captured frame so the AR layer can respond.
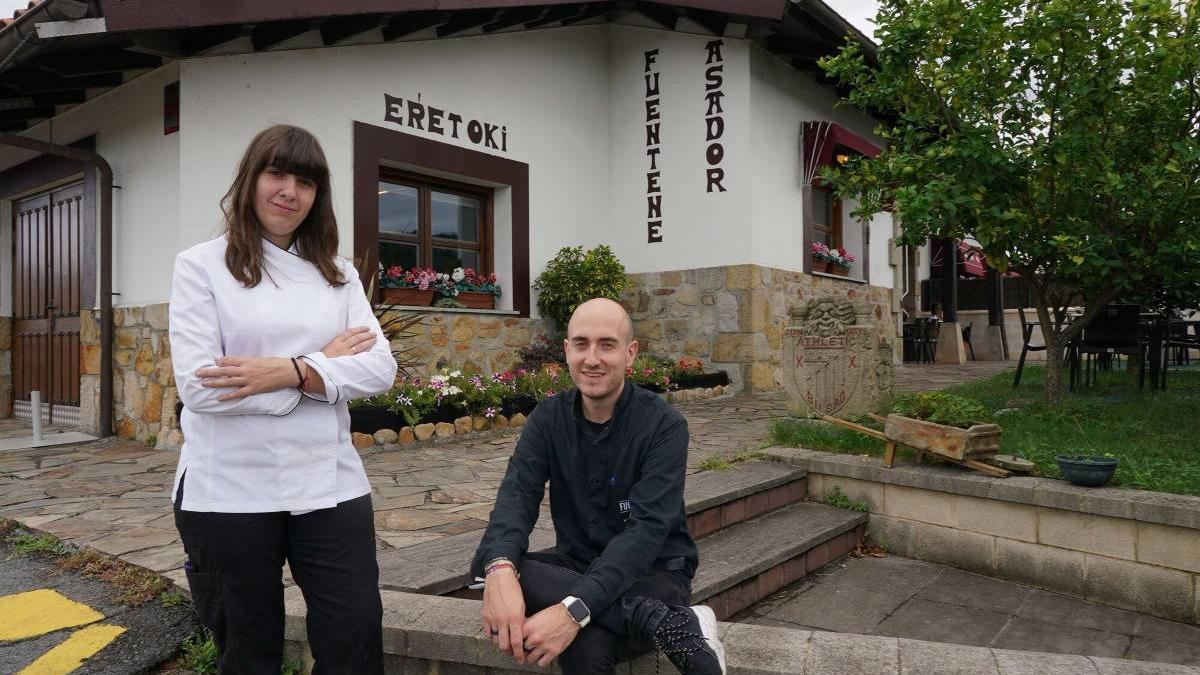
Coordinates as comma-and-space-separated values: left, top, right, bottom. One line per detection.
902, 322, 919, 363
1072, 304, 1145, 390
1012, 306, 1045, 387
919, 317, 939, 363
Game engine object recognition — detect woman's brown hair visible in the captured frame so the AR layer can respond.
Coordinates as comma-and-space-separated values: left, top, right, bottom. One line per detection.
221, 125, 345, 287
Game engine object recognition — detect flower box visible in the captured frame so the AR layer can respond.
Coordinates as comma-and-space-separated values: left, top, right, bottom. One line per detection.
829, 265, 850, 277
812, 258, 830, 274
455, 291, 496, 310
382, 287, 435, 307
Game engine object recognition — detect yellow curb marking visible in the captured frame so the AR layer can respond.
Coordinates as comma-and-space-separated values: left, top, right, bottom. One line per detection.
17, 624, 127, 675
0, 589, 104, 642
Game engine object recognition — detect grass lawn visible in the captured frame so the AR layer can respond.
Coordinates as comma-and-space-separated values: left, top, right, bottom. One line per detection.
769, 363, 1200, 497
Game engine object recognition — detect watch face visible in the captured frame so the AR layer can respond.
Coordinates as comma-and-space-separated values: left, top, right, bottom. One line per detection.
566, 599, 589, 623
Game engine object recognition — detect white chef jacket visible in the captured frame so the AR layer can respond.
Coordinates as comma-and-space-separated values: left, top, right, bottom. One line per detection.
169, 236, 398, 513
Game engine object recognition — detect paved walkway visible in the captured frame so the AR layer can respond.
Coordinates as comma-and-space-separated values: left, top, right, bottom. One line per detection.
0, 362, 1013, 591
735, 554, 1200, 667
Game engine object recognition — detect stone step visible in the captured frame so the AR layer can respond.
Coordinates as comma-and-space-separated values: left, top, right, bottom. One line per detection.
376, 460, 808, 596
690, 500, 867, 620
683, 460, 807, 538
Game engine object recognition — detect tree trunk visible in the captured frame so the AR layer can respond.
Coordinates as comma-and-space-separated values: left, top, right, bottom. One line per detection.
1043, 333, 1066, 404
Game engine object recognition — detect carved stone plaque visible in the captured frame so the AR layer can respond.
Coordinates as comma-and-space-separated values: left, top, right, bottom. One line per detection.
783, 297, 884, 417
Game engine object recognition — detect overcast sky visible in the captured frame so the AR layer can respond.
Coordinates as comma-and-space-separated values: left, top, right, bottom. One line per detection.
0, 0, 880, 40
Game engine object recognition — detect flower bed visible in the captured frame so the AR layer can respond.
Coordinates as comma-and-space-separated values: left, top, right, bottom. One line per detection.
349, 358, 728, 444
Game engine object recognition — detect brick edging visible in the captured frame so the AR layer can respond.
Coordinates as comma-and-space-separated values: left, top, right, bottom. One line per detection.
767, 447, 1200, 530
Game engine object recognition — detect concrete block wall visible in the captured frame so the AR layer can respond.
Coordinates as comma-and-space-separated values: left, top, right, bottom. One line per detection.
623, 264, 898, 394
771, 447, 1200, 625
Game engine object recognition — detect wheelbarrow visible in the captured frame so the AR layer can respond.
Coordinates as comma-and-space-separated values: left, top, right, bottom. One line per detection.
821, 413, 1011, 478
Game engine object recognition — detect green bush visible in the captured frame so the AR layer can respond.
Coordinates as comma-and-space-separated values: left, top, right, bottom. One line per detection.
889, 392, 988, 429
533, 245, 627, 331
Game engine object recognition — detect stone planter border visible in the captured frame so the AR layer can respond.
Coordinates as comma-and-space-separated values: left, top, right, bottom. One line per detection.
767, 447, 1200, 624
767, 447, 1200, 530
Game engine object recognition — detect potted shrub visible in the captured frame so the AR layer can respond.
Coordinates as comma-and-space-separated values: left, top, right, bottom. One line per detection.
439, 267, 501, 310
533, 245, 627, 331
1056, 454, 1119, 487
828, 247, 856, 276
378, 265, 439, 306
810, 242, 832, 273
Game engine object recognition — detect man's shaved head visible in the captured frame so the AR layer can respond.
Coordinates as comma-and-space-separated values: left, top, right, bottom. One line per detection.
564, 298, 639, 419
567, 298, 634, 344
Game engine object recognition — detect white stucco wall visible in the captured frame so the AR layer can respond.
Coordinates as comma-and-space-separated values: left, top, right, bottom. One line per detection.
5, 24, 901, 310
179, 27, 616, 312
3, 65, 182, 309
606, 25, 751, 273
747, 46, 893, 287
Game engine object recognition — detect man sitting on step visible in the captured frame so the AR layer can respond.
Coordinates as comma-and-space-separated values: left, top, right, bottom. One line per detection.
471, 297, 726, 675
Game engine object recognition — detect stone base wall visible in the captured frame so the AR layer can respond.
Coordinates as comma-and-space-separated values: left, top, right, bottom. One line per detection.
623, 264, 898, 393
79, 305, 177, 447
774, 448, 1200, 625
0, 316, 11, 418
388, 310, 553, 377
74, 305, 550, 447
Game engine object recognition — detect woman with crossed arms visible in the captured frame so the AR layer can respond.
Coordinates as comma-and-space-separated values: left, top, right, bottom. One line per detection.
170, 125, 396, 673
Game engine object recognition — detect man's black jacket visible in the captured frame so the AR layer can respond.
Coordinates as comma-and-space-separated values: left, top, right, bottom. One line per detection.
471, 381, 697, 615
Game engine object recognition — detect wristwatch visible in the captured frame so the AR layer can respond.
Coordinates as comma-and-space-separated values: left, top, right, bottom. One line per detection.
561, 596, 591, 628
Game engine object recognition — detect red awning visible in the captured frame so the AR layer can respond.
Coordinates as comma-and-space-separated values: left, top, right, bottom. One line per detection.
931, 240, 989, 278
802, 121, 881, 185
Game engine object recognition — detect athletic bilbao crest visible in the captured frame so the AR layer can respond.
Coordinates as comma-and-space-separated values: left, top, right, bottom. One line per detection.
783, 297, 870, 416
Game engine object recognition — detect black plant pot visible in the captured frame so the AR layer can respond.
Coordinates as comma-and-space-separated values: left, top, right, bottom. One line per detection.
502, 395, 538, 418
1056, 455, 1119, 487
637, 370, 731, 394
349, 405, 404, 434
675, 371, 730, 390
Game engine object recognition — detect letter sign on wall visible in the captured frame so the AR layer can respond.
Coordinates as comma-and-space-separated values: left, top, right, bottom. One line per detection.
704, 40, 726, 194
383, 93, 508, 152
645, 49, 664, 244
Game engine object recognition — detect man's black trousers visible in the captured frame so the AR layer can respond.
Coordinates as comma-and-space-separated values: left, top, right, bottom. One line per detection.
520, 551, 691, 675
174, 483, 384, 674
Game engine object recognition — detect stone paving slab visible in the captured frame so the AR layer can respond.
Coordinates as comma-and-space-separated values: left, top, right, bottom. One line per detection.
736, 554, 1200, 667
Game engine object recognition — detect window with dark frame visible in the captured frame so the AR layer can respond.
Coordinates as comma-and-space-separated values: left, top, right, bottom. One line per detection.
811, 186, 842, 248
377, 170, 492, 282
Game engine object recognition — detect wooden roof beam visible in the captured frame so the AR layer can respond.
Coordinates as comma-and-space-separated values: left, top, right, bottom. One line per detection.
0, 107, 54, 123
561, 4, 613, 25
483, 7, 546, 33
251, 19, 313, 51
381, 11, 447, 41
436, 9, 501, 37
184, 25, 245, 56
633, 1, 679, 30
320, 14, 386, 45
40, 50, 162, 77
684, 8, 728, 35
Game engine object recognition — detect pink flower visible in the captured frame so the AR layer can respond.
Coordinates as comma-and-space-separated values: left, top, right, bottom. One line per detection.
484, 407, 497, 418
385, 265, 403, 279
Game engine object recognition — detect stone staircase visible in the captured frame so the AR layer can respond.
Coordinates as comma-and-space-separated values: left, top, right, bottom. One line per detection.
365, 459, 866, 620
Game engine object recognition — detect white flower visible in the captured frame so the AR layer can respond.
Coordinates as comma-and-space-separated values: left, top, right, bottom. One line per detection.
450, 370, 462, 378
451, 267, 465, 282
446, 385, 462, 395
